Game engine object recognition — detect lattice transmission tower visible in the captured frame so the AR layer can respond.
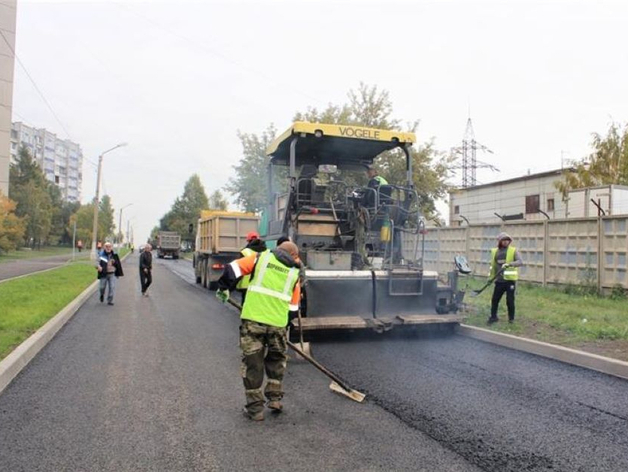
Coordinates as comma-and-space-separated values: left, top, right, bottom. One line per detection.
451, 117, 498, 187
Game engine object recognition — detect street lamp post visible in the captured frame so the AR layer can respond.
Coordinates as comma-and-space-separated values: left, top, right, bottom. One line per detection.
118, 203, 133, 246
91, 143, 127, 260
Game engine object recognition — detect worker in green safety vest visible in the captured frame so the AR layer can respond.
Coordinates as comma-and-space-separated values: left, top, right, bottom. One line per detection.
363, 164, 389, 208
488, 232, 523, 324
216, 241, 301, 421
235, 231, 267, 304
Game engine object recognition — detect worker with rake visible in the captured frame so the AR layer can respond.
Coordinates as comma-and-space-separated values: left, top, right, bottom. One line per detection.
488, 232, 523, 324
216, 241, 301, 421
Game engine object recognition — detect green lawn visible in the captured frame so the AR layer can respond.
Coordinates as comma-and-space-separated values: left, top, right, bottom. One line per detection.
0, 263, 96, 360
0, 246, 75, 263
463, 277, 628, 360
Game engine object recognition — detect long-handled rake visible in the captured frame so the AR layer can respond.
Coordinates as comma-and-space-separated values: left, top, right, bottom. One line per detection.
226, 298, 366, 403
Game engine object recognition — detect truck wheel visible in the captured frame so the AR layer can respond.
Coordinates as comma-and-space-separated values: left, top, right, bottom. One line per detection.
202, 260, 208, 288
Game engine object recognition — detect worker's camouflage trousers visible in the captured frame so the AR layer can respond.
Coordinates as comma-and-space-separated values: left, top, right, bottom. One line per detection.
239, 320, 288, 414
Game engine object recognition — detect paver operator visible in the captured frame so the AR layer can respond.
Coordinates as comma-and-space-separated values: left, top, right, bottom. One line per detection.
216, 241, 301, 422
488, 232, 523, 324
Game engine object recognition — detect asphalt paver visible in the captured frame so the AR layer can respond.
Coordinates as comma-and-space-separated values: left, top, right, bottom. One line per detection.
0, 254, 480, 471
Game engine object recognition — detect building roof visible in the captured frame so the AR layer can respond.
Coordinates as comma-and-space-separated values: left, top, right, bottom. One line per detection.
451, 168, 570, 193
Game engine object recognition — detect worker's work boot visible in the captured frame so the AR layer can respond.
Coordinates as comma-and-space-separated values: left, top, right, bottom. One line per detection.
267, 400, 283, 413
243, 409, 264, 421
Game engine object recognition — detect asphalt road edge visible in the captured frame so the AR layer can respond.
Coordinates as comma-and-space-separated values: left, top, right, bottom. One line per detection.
457, 324, 628, 381
0, 251, 132, 395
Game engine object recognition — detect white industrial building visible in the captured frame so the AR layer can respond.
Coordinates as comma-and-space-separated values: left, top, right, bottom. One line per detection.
10, 122, 83, 203
448, 169, 628, 226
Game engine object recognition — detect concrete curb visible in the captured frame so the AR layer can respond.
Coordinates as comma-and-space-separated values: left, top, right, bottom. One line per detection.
0, 251, 132, 395
457, 324, 628, 381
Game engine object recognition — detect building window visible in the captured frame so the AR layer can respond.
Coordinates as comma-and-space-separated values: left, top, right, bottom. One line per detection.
547, 198, 555, 212
525, 195, 540, 214
454, 205, 460, 214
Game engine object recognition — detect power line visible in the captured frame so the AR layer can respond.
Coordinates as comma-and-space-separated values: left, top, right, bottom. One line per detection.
110, 1, 323, 106
0, 29, 98, 169
0, 29, 73, 140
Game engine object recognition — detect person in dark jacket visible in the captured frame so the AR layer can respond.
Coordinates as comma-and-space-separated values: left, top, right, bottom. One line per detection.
139, 243, 153, 297
97, 242, 124, 305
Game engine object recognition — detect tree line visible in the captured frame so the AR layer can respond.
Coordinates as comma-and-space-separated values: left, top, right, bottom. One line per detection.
155, 84, 627, 244
0, 146, 116, 254
227, 83, 628, 218
156, 174, 228, 247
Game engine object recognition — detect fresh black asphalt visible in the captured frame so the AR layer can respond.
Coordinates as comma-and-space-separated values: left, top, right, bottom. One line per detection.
1, 254, 627, 471
166, 257, 628, 472
0, 254, 479, 471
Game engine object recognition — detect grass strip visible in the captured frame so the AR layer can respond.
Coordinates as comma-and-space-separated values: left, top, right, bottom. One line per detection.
0, 263, 96, 360
462, 277, 628, 360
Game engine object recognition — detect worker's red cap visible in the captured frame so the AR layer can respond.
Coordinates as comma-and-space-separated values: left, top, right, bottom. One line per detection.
246, 231, 260, 242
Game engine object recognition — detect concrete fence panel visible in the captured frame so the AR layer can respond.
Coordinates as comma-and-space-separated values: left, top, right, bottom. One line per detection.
404, 216, 628, 291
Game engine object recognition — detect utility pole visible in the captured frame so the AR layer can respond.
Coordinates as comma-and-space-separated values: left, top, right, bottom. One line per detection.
72, 220, 77, 262
91, 154, 103, 260
90, 143, 127, 260
118, 203, 133, 245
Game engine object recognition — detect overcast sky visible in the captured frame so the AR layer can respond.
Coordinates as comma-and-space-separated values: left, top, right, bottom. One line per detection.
11, 0, 628, 241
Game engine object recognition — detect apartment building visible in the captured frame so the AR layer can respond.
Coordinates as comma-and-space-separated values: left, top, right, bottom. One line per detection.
10, 122, 83, 202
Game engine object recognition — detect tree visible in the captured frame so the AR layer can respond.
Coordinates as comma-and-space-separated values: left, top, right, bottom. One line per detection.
159, 174, 210, 244
9, 147, 53, 247
0, 193, 26, 253
557, 122, 628, 197
99, 195, 116, 241
209, 190, 228, 211
47, 183, 79, 245
68, 196, 117, 248
70, 204, 96, 247
226, 124, 277, 213
228, 83, 452, 218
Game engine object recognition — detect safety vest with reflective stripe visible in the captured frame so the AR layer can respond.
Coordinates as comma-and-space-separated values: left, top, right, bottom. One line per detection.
236, 247, 256, 290
373, 175, 388, 186
489, 246, 518, 281
241, 251, 300, 328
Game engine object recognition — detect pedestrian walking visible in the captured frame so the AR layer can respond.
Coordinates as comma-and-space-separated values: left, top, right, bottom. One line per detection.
140, 243, 153, 296
235, 231, 267, 304
97, 242, 124, 306
77, 240, 83, 253
216, 241, 301, 422
488, 232, 523, 324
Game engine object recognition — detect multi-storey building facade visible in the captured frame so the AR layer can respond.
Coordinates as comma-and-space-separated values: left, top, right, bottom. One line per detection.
0, 0, 18, 196
10, 122, 83, 202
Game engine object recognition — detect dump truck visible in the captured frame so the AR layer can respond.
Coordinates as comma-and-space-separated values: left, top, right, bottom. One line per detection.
263, 122, 467, 338
157, 231, 181, 259
194, 211, 260, 290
